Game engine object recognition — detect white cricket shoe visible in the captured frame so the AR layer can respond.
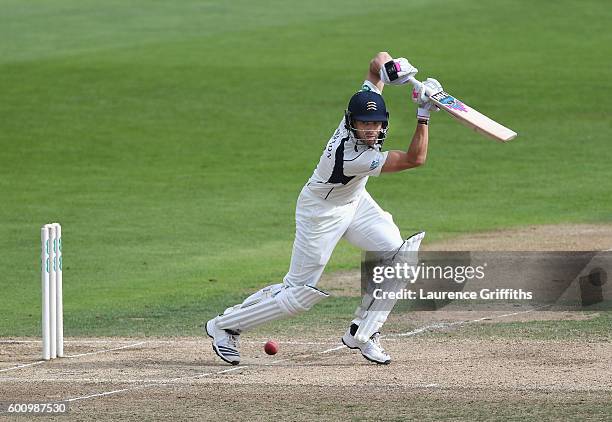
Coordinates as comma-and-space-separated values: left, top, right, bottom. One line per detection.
341, 323, 391, 364
205, 317, 241, 365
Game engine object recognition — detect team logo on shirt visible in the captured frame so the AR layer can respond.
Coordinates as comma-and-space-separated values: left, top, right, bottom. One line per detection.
366, 101, 377, 111
369, 158, 380, 170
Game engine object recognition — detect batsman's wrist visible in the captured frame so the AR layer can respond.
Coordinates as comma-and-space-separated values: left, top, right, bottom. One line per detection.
416, 107, 430, 121
417, 118, 429, 125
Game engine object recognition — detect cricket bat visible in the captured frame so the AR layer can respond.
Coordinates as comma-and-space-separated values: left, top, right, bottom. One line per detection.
408, 76, 517, 143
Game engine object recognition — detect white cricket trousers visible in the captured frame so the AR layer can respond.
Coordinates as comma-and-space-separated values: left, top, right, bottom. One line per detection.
283, 185, 404, 287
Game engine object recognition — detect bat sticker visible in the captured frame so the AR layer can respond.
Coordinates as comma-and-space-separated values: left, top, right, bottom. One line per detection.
432, 92, 468, 112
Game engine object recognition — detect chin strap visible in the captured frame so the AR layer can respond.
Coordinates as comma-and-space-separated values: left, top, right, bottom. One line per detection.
345, 117, 388, 148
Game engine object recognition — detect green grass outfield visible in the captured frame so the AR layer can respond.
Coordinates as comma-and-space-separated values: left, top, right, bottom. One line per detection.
1, 0, 611, 336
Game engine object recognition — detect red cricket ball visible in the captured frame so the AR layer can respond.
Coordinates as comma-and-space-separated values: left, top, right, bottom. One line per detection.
264, 340, 279, 355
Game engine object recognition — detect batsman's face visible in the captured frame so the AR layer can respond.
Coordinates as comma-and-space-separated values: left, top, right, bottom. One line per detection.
354, 120, 383, 146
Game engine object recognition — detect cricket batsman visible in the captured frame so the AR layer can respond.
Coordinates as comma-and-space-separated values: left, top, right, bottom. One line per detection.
206, 52, 443, 365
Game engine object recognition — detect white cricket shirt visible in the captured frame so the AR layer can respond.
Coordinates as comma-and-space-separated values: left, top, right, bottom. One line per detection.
306, 117, 388, 205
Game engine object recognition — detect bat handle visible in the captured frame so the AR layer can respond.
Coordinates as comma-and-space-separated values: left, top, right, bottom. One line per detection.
407, 76, 422, 89
407, 76, 434, 98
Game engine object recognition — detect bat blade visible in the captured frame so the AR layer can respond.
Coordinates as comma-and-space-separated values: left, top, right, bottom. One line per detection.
430, 91, 517, 142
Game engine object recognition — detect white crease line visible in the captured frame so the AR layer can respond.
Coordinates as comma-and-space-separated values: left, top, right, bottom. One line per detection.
64, 341, 147, 358
266, 343, 347, 361
243, 340, 337, 345
389, 307, 547, 338
320, 345, 345, 354
0, 377, 218, 384
0, 342, 147, 374
0, 340, 135, 344
265, 358, 293, 365
390, 322, 452, 338
0, 361, 46, 373
63, 367, 244, 402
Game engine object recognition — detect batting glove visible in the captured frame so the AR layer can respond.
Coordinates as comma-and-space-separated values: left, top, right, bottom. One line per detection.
379, 58, 418, 85
412, 78, 443, 120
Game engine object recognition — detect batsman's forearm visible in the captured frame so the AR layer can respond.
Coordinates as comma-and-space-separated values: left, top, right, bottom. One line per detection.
405, 123, 428, 166
380, 123, 428, 173
367, 52, 392, 92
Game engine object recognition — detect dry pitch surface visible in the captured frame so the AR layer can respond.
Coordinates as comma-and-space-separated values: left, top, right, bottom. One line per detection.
1, 225, 611, 421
